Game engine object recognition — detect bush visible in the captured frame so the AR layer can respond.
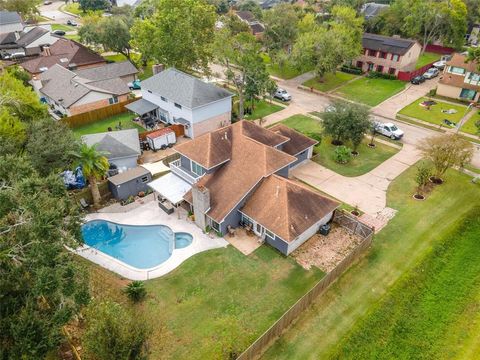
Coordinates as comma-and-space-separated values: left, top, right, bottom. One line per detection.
333, 145, 352, 164
306, 132, 322, 143
428, 88, 437, 97
415, 162, 432, 195
366, 71, 397, 80
124, 281, 147, 303
340, 65, 363, 75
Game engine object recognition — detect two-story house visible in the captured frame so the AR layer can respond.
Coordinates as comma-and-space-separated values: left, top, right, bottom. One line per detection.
126, 68, 233, 138
148, 120, 339, 256
437, 53, 480, 102
354, 33, 421, 76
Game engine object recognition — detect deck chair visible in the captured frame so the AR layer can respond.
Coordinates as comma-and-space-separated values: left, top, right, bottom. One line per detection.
79, 198, 90, 209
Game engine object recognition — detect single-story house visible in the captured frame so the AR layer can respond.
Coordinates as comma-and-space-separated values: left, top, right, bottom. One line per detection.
108, 166, 152, 200
354, 33, 421, 76
437, 53, 480, 102
126, 67, 233, 138
149, 120, 338, 256
0, 25, 59, 59
0, 11, 23, 34
34, 62, 137, 116
82, 129, 141, 172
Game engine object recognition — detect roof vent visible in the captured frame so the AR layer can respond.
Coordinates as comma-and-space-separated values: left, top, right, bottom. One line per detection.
224, 131, 228, 141
58, 98, 64, 102
275, 185, 280, 197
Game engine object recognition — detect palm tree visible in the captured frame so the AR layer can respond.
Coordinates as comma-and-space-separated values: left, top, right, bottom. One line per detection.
70, 144, 109, 208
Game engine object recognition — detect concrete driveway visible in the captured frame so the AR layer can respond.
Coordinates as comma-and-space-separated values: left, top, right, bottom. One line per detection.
38, 0, 78, 23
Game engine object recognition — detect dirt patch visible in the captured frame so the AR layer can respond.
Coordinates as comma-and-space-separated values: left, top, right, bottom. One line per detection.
292, 225, 363, 272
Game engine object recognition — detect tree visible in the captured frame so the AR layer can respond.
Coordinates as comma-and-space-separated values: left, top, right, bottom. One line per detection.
124, 281, 147, 303
70, 144, 109, 208
417, 134, 474, 179
206, 0, 229, 14
466, 47, 480, 71
0, 108, 26, 155
263, 3, 301, 54
0, 155, 90, 359
78, 0, 109, 12
415, 162, 432, 196
0, 0, 39, 18
221, 13, 251, 35
26, 118, 80, 176
83, 300, 150, 360
130, 0, 216, 73
214, 30, 271, 119
238, 0, 262, 19
345, 104, 372, 153
476, 118, 480, 136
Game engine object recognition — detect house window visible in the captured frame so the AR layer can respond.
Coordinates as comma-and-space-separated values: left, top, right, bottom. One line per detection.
191, 161, 205, 176
368, 49, 377, 57
241, 214, 254, 227
161, 96, 167, 102
459, 88, 477, 100
392, 54, 399, 61
210, 219, 220, 232
141, 176, 149, 183
108, 96, 118, 104
367, 63, 374, 71
465, 72, 480, 85
379, 51, 387, 59
377, 65, 384, 73
356, 61, 363, 68
448, 66, 466, 75
174, 103, 182, 109
388, 67, 396, 75
265, 229, 274, 238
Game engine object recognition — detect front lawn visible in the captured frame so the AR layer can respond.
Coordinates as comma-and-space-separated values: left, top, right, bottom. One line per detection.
72, 112, 145, 137
62, 3, 82, 16
103, 54, 128, 63
243, 99, 283, 120
82, 245, 324, 359
281, 115, 399, 177
51, 23, 76, 32
262, 53, 311, 80
263, 166, 480, 359
415, 51, 440, 69
335, 77, 406, 107
398, 97, 468, 128
303, 72, 359, 93
461, 110, 480, 136
64, 34, 80, 42
330, 207, 480, 359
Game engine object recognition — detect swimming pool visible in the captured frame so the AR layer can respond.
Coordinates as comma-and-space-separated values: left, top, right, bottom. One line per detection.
81, 220, 193, 269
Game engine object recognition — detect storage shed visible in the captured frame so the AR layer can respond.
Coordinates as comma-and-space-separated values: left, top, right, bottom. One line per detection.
108, 167, 152, 200
146, 128, 176, 151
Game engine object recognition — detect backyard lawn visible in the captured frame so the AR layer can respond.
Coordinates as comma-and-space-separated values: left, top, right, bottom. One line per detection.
243, 99, 283, 120
281, 115, 400, 177
72, 112, 145, 137
81, 245, 324, 359
263, 166, 480, 359
303, 72, 359, 92
398, 97, 468, 129
335, 77, 406, 106
329, 207, 480, 359
415, 52, 440, 69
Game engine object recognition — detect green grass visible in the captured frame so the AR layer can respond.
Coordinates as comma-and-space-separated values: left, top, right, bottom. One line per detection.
64, 34, 80, 42
72, 112, 145, 137
398, 97, 469, 129
461, 110, 480, 136
244, 100, 283, 120
262, 166, 480, 360
104, 54, 128, 63
51, 23, 76, 32
303, 72, 359, 92
262, 53, 311, 80
329, 207, 480, 359
82, 245, 324, 359
62, 3, 82, 16
281, 115, 399, 177
415, 52, 440, 69
335, 77, 406, 107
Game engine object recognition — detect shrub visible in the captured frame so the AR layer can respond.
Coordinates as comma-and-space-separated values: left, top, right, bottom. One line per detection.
124, 281, 147, 303
415, 162, 432, 195
428, 88, 437, 97
340, 65, 362, 75
366, 71, 397, 80
306, 132, 322, 143
333, 145, 352, 164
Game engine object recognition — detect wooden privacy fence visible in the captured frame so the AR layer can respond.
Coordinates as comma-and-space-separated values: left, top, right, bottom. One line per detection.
61, 97, 139, 128
236, 212, 374, 360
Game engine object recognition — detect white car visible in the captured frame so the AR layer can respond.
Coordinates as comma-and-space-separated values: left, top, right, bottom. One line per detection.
374, 121, 404, 140
3, 51, 26, 60
433, 55, 452, 70
274, 88, 291, 101
423, 67, 439, 79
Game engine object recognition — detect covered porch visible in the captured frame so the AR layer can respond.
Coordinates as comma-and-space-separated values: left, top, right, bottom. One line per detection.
147, 173, 191, 215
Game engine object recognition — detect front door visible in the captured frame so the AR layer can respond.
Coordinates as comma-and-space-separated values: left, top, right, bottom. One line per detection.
254, 223, 263, 237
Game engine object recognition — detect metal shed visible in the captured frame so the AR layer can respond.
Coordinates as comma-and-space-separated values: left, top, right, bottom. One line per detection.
108, 167, 152, 200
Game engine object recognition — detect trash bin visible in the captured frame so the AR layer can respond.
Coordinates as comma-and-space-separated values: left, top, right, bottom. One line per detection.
318, 223, 331, 236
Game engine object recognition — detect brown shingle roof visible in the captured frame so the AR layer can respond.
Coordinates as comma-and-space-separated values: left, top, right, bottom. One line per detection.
269, 124, 318, 156
439, 53, 480, 91
446, 53, 479, 72
241, 175, 339, 242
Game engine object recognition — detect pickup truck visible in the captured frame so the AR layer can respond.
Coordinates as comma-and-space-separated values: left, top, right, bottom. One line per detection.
374, 121, 404, 140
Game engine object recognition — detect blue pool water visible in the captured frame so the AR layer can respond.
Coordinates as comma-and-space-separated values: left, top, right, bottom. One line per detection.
81, 220, 193, 269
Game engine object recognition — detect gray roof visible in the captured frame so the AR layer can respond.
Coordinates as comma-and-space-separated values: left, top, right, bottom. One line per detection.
0, 11, 22, 26
0, 32, 16, 45
108, 166, 150, 186
362, 33, 416, 55
361, 3, 389, 19
82, 129, 141, 160
141, 68, 233, 109
125, 98, 158, 115
74, 61, 138, 81
17, 27, 48, 46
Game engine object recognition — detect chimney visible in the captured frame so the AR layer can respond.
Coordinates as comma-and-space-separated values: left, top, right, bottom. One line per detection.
192, 184, 210, 231
152, 63, 165, 75
44, 46, 51, 56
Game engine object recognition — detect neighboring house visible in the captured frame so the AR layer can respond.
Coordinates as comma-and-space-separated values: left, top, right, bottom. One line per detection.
466, 23, 480, 47
149, 120, 338, 256
354, 33, 421, 76
0, 11, 23, 34
126, 68, 233, 138
20, 37, 106, 76
34, 62, 136, 116
108, 166, 152, 200
82, 129, 141, 172
235, 10, 265, 38
360, 2, 389, 20
437, 53, 480, 102
0, 25, 59, 58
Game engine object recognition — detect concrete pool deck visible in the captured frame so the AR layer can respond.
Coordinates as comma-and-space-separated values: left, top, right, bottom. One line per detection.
74, 200, 228, 280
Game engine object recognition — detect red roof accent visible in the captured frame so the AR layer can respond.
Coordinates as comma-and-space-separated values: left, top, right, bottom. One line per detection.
146, 127, 174, 139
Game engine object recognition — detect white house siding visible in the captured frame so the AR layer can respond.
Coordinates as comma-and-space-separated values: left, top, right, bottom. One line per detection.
0, 23, 23, 33
26, 33, 58, 49
142, 90, 193, 123
285, 211, 334, 255
191, 98, 232, 124
73, 91, 113, 106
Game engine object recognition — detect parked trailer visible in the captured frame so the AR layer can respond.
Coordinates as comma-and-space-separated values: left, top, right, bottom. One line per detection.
146, 128, 176, 151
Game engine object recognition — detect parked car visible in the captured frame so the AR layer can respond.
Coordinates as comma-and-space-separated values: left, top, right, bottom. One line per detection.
128, 80, 141, 90
374, 121, 404, 140
51, 30, 66, 36
433, 55, 452, 70
66, 20, 78, 26
3, 51, 26, 60
423, 67, 439, 79
274, 88, 291, 101
43, 0, 52, 4
411, 75, 426, 85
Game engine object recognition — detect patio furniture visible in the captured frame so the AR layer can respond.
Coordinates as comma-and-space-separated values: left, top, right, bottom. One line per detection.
158, 198, 174, 214
79, 198, 90, 209
227, 225, 236, 237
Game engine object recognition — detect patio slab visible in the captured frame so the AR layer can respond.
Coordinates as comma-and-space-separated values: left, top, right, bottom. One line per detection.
224, 228, 263, 255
